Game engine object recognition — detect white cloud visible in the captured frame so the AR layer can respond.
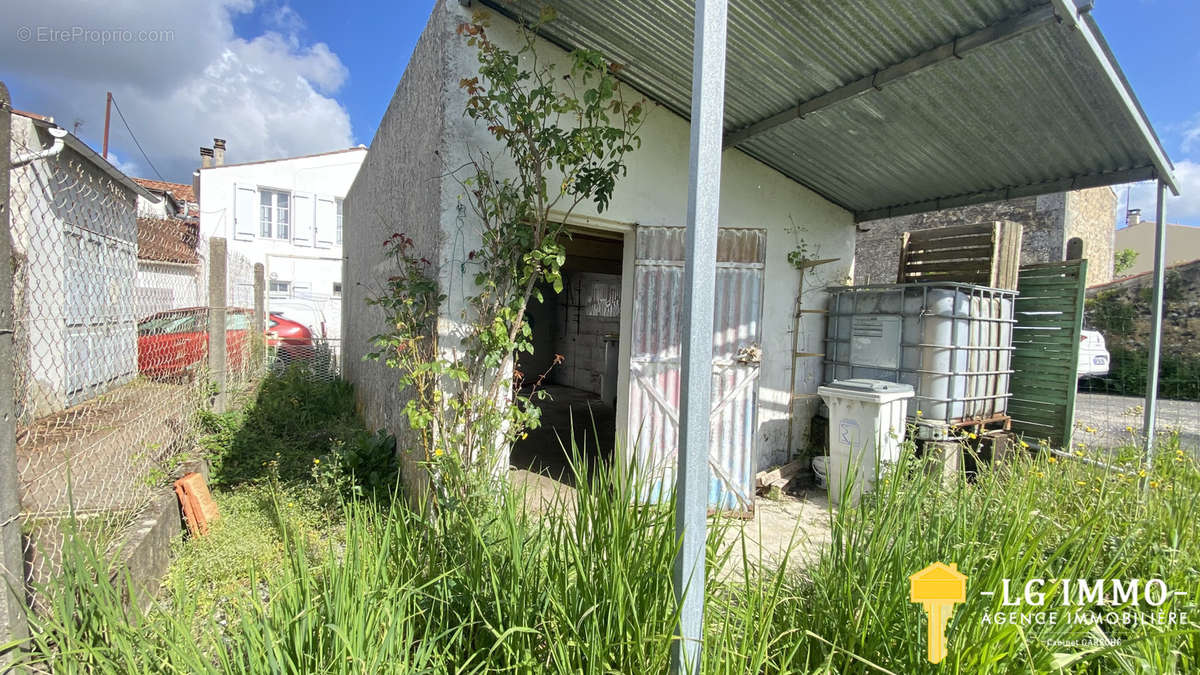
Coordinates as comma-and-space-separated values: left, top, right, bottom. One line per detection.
1181, 115, 1200, 155
1116, 160, 1200, 227
0, 0, 353, 182
104, 150, 141, 179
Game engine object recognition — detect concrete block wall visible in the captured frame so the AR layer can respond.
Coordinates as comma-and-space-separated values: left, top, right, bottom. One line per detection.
341, 0, 451, 491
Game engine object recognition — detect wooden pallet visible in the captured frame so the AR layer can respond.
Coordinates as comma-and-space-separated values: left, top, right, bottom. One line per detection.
896, 221, 1023, 290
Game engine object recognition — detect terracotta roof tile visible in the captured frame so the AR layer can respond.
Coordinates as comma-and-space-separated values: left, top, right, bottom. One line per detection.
137, 217, 199, 265
12, 109, 53, 122
132, 177, 196, 204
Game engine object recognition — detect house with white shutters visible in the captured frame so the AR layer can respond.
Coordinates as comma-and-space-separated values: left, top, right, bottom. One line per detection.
194, 140, 367, 338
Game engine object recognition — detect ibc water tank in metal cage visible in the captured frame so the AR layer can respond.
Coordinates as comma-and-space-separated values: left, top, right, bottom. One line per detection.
823, 283, 1017, 433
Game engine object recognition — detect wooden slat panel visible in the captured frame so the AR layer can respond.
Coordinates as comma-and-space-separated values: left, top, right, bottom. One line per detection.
906, 221, 996, 242
895, 231, 911, 284
902, 273, 991, 284
1015, 278, 1081, 288
999, 221, 1023, 290
1009, 259, 1086, 448
897, 221, 1021, 290
899, 260, 997, 275
905, 246, 994, 263
906, 235, 995, 252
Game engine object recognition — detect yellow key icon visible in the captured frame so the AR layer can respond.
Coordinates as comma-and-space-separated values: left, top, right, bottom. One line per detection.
909, 562, 967, 664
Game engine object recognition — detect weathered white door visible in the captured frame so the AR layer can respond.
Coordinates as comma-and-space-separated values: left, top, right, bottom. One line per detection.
63, 227, 136, 405
627, 227, 765, 511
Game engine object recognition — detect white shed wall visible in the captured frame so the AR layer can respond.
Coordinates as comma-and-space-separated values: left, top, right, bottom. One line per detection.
9, 116, 139, 419
438, 3, 856, 468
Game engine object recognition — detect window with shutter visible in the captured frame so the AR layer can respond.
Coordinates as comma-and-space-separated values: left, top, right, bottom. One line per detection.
315, 195, 336, 248
233, 184, 258, 241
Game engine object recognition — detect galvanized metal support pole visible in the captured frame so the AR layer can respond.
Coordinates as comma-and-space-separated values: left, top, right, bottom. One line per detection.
208, 237, 228, 413
672, 1, 727, 673
1142, 180, 1167, 485
253, 263, 266, 370
0, 80, 31, 660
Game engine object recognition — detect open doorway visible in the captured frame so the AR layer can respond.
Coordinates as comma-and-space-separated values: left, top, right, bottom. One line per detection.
511, 229, 624, 484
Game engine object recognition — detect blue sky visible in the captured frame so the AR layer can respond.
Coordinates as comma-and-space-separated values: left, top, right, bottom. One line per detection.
1, 0, 1196, 225
1091, 0, 1200, 226
231, 0, 438, 148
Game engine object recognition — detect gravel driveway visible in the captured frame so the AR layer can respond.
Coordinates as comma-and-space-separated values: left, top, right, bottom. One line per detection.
1073, 391, 1200, 450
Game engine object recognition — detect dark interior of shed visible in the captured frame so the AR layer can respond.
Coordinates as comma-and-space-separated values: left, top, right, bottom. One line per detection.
510, 230, 623, 484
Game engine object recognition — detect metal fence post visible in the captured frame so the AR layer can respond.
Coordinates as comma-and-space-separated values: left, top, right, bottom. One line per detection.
0, 81, 31, 657
209, 237, 228, 413
1142, 180, 1167, 486
673, 2, 727, 673
253, 263, 265, 369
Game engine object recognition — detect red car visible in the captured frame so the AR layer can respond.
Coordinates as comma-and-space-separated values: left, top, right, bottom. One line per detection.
267, 313, 317, 364
137, 308, 313, 378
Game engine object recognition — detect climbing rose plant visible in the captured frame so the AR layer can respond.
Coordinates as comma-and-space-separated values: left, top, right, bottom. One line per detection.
367, 10, 643, 508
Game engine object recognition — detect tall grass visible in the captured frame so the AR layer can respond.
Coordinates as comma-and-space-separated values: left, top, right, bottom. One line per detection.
759, 438, 1200, 673
6, 432, 1198, 672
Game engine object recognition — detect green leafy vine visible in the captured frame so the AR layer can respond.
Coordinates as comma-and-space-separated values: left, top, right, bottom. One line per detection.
366, 11, 643, 508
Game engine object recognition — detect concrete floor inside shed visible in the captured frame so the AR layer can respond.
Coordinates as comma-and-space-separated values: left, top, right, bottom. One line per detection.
509, 384, 616, 485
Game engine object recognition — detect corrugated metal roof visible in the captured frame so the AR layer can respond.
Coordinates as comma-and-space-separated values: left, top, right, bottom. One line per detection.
479, 0, 1177, 221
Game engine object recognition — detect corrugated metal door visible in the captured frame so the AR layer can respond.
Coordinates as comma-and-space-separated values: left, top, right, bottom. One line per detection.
628, 226, 764, 511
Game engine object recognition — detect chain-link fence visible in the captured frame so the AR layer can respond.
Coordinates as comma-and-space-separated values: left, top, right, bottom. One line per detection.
5, 114, 265, 608
1075, 262, 1200, 454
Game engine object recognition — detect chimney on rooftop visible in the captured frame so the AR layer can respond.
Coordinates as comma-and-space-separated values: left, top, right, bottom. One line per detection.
1126, 208, 1141, 227
213, 138, 226, 166
200, 146, 214, 169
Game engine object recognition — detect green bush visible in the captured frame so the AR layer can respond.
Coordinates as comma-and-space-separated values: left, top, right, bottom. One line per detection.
311, 428, 398, 501
1081, 346, 1200, 401
198, 368, 375, 486
1084, 285, 1200, 401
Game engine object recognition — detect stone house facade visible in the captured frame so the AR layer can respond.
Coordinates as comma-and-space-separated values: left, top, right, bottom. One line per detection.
854, 187, 1117, 288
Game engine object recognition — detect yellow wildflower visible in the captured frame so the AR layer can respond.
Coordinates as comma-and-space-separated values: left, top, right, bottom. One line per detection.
434, 448, 444, 457
1149, 480, 1159, 489
1047, 456, 1057, 464
1076, 480, 1087, 486
1125, 426, 1134, 433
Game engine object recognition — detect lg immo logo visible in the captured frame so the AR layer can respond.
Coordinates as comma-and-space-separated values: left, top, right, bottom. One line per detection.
909, 562, 1191, 664
980, 577, 1190, 629
909, 562, 966, 664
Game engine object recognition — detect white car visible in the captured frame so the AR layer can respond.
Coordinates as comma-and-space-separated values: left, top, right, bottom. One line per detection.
1077, 329, 1110, 379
